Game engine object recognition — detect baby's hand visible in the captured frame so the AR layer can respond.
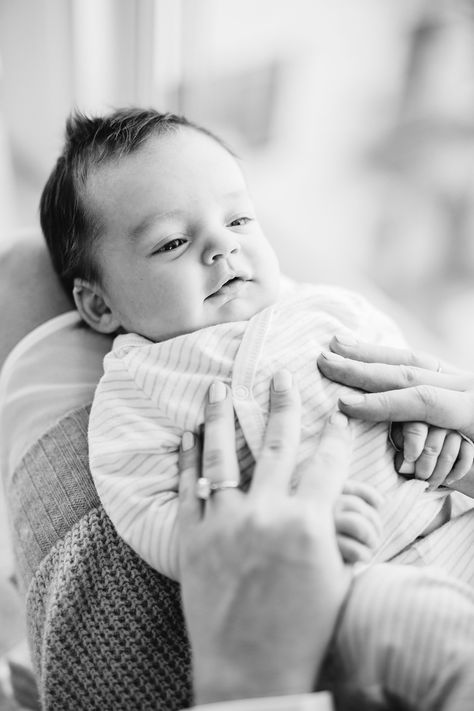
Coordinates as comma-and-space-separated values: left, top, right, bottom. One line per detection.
390, 422, 474, 489
335, 481, 383, 564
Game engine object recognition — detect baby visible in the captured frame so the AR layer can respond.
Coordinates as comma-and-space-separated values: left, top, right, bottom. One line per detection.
40, 108, 471, 581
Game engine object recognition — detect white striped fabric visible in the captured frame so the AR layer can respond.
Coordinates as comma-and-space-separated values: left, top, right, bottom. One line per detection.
89, 283, 459, 580
333, 563, 474, 710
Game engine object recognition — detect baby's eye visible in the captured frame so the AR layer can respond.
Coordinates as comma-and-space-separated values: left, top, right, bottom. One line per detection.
155, 237, 187, 254
229, 216, 253, 228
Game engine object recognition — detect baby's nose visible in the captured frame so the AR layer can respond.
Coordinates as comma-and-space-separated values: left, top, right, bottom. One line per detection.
202, 231, 240, 264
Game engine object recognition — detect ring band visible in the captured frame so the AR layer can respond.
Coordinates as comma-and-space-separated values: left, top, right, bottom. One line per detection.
196, 477, 240, 500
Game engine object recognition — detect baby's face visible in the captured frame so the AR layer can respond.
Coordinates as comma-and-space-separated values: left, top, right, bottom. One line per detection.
84, 128, 280, 341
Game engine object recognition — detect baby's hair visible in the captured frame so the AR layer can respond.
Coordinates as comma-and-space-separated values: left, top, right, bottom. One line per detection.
40, 107, 232, 297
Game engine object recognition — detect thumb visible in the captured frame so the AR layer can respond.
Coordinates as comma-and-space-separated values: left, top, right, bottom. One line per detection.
297, 412, 353, 504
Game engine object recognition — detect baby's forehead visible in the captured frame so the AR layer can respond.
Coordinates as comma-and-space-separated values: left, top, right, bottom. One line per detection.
82, 128, 250, 228
88, 127, 241, 182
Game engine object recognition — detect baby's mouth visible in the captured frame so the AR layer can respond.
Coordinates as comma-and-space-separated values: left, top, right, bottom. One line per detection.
207, 276, 248, 300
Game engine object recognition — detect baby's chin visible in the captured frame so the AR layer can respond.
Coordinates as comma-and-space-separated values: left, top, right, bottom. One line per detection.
208, 292, 278, 326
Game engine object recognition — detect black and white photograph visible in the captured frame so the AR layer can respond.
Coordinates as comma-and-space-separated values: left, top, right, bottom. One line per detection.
1, 2, 474, 709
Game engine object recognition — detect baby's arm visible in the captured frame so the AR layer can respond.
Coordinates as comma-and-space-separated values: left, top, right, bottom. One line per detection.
391, 422, 474, 491
89, 365, 183, 580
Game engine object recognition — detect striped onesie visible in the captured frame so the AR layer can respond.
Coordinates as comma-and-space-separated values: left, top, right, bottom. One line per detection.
89, 281, 466, 580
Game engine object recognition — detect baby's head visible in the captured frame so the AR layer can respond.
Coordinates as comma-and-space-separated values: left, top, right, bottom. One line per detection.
40, 108, 280, 342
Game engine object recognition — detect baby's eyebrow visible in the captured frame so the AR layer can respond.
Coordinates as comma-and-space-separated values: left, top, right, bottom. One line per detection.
129, 210, 182, 241
222, 189, 250, 202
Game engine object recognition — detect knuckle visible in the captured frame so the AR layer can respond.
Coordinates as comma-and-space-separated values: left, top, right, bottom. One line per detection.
399, 364, 419, 387
437, 450, 456, 465
415, 384, 438, 412
403, 422, 426, 438
270, 391, 298, 413
375, 391, 394, 414
203, 447, 225, 470
409, 350, 438, 371
422, 444, 441, 458
261, 438, 291, 457
204, 407, 224, 424
357, 361, 371, 383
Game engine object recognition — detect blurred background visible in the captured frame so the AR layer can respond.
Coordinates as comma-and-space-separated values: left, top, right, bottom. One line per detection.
2, 0, 474, 364
0, 0, 474, 705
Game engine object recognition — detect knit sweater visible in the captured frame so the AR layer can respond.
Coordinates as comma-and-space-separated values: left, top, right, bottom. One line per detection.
7, 404, 193, 710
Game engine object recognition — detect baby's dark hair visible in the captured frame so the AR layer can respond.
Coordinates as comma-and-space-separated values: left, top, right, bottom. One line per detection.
40, 107, 230, 297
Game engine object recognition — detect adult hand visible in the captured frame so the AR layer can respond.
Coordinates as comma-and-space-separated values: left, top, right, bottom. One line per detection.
317, 336, 474, 440
178, 371, 352, 706
317, 337, 474, 495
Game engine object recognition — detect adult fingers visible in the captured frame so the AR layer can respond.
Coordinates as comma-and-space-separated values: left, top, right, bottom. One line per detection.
318, 350, 468, 395
202, 381, 241, 502
250, 370, 301, 497
337, 386, 474, 442
296, 412, 352, 503
328, 335, 457, 373
178, 432, 203, 530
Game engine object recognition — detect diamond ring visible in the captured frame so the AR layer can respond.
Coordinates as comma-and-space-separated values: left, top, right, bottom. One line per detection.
196, 477, 240, 500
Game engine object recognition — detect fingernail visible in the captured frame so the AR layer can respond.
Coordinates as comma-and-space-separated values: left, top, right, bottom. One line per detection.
320, 350, 344, 361
398, 459, 415, 475
273, 369, 292, 392
209, 381, 227, 403
329, 411, 349, 427
335, 333, 357, 347
182, 431, 195, 451
339, 394, 364, 407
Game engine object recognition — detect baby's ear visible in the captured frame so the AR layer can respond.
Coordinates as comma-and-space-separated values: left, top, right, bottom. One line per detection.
73, 278, 121, 334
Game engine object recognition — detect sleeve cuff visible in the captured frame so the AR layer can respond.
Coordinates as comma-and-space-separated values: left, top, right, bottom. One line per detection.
189, 691, 333, 711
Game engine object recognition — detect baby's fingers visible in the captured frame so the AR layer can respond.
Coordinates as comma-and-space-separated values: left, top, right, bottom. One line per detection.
398, 422, 428, 475
334, 492, 382, 563
413, 427, 450, 483
336, 534, 376, 565
340, 480, 384, 512
445, 437, 474, 487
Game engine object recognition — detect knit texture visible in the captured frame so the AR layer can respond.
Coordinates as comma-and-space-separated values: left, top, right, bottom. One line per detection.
7, 405, 192, 710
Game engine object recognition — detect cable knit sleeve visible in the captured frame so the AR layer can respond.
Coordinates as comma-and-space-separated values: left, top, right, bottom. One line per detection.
7, 405, 192, 711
